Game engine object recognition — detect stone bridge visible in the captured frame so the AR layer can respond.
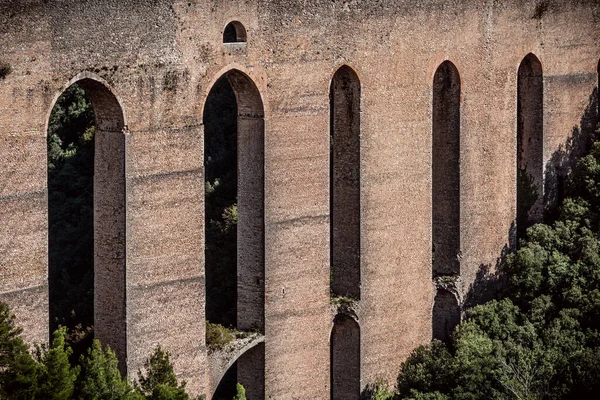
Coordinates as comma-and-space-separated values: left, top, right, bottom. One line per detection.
0, 0, 599, 398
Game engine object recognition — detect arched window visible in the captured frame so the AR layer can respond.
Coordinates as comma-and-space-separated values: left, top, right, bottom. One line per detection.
223, 21, 247, 43
432, 61, 461, 277
331, 315, 360, 400
47, 76, 127, 367
330, 66, 361, 300
204, 69, 264, 398
517, 53, 543, 242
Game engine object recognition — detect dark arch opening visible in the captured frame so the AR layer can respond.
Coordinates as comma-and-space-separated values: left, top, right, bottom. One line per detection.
211, 343, 265, 400
432, 289, 460, 342
47, 77, 126, 365
330, 65, 361, 300
223, 21, 247, 43
331, 314, 360, 400
213, 342, 265, 400
517, 53, 544, 243
203, 69, 264, 399
432, 61, 461, 278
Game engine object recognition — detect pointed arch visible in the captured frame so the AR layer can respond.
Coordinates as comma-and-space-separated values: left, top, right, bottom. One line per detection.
47, 74, 127, 368
208, 336, 265, 400
432, 61, 461, 278
330, 65, 361, 300
331, 314, 361, 400
517, 53, 544, 241
223, 21, 247, 43
203, 69, 265, 399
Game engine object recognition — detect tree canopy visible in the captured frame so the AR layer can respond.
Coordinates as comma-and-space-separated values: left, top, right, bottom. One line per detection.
392, 125, 600, 400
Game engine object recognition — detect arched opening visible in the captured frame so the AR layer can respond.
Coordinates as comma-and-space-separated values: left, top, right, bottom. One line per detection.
203, 69, 264, 399
432, 61, 461, 278
432, 289, 460, 342
330, 65, 361, 300
212, 341, 265, 400
47, 77, 126, 364
331, 314, 360, 400
517, 53, 543, 242
213, 364, 238, 400
223, 21, 247, 43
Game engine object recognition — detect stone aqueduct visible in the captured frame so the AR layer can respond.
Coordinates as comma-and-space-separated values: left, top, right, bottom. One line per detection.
1, 0, 599, 398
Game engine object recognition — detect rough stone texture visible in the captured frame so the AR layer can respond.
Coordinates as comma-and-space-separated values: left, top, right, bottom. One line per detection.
1, 1, 599, 399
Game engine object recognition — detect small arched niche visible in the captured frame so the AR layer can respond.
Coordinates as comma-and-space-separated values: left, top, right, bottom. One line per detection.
223, 21, 247, 43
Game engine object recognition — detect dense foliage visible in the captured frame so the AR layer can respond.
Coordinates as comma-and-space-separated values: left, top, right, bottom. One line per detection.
390, 125, 600, 400
0, 302, 210, 399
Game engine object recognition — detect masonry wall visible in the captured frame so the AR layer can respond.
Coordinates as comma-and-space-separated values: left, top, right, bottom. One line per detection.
1, 0, 599, 399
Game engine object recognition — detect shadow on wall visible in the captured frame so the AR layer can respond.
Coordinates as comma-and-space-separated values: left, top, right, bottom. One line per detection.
545, 87, 599, 219
463, 83, 599, 310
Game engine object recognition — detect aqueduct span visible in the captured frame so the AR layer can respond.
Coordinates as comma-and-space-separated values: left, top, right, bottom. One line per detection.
1, 0, 599, 398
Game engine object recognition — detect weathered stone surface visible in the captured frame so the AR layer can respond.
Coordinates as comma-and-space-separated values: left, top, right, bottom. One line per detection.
1, 1, 599, 398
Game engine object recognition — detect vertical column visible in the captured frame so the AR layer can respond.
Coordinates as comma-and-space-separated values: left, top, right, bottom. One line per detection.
228, 71, 266, 400
78, 78, 128, 370
94, 128, 127, 368
237, 114, 265, 332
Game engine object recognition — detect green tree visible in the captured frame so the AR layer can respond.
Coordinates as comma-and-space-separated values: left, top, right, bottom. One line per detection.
77, 339, 141, 400
0, 302, 38, 399
136, 346, 189, 400
395, 125, 600, 399
35, 327, 79, 400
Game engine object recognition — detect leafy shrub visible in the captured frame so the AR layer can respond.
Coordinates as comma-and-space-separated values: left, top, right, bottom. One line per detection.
206, 322, 234, 351
233, 383, 246, 400
362, 378, 396, 400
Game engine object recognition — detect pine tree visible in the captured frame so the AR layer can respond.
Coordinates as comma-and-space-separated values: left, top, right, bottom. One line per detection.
35, 326, 79, 400
78, 339, 141, 399
0, 302, 38, 398
136, 346, 189, 400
